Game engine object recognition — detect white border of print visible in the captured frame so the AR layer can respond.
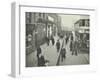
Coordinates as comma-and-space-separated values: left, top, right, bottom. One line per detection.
11, 2, 97, 78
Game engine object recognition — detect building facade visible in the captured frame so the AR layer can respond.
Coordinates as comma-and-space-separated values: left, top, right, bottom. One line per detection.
74, 17, 90, 50
26, 12, 47, 54
47, 13, 62, 38
26, 12, 61, 54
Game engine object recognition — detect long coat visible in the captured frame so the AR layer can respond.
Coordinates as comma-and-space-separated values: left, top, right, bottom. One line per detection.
70, 41, 73, 51
72, 41, 78, 52
51, 38, 55, 45
56, 41, 60, 49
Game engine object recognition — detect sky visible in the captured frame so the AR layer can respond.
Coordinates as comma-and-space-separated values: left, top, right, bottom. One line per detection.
59, 14, 89, 31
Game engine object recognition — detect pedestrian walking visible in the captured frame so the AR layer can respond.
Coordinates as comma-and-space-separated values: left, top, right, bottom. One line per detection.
71, 34, 73, 41
63, 48, 66, 59
60, 48, 66, 62
37, 46, 42, 59
60, 48, 63, 62
70, 40, 73, 51
46, 37, 50, 46
65, 35, 69, 44
71, 41, 74, 55
72, 41, 78, 56
56, 40, 60, 52
65, 36, 68, 44
51, 37, 55, 45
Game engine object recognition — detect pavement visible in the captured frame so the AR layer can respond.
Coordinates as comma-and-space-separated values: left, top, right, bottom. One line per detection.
26, 35, 89, 67
26, 35, 63, 67
58, 36, 89, 66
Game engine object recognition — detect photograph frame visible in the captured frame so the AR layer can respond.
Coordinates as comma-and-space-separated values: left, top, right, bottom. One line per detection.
11, 2, 97, 78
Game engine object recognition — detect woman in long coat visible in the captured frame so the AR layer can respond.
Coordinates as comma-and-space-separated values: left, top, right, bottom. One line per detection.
70, 40, 73, 51
56, 40, 60, 52
60, 48, 66, 62
72, 41, 78, 56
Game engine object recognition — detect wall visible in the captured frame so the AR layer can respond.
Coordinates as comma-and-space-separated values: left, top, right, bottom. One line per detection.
0, 0, 100, 80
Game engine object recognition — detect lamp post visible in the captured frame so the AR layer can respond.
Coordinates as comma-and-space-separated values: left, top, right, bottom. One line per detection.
35, 30, 38, 48
35, 24, 38, 48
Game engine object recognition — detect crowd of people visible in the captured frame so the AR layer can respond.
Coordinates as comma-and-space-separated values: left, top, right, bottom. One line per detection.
36, 32, 79, 66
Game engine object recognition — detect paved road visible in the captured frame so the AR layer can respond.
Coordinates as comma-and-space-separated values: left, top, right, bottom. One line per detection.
58, 36, 89, 66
